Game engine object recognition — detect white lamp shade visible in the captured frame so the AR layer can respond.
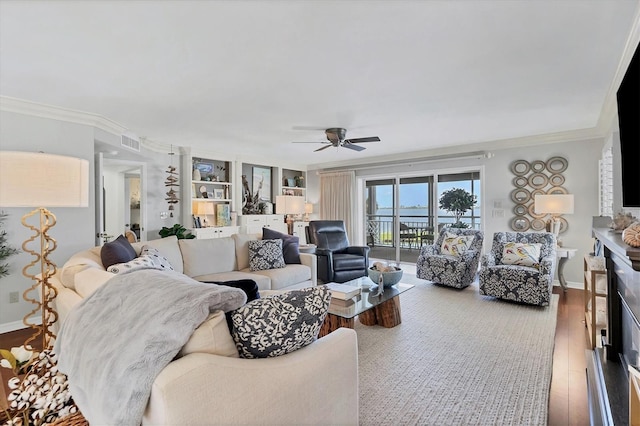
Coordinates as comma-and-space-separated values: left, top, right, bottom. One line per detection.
305, 202, 313, 214
534, 194, 574, 215
0, 151, 89, 207
196, 202, 215, 215
276, 195, 305, 214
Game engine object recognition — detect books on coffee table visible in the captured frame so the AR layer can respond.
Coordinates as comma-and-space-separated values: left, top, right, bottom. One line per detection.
326, 283, 361, 300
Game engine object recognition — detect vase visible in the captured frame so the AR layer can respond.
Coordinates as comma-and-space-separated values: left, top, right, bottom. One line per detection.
192, 168, 201, 181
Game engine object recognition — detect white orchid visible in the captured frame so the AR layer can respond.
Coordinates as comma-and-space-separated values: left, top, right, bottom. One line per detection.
0, 345, 35, 375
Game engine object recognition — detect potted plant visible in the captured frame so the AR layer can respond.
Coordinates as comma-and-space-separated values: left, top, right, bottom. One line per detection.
159, 224, 195, 239
439, 188, 477, 228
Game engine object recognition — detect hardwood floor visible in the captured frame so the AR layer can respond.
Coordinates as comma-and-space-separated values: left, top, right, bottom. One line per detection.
0, 287, 590, 424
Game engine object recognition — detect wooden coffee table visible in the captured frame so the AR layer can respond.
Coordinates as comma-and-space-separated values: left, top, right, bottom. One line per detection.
319, 277, 414, 337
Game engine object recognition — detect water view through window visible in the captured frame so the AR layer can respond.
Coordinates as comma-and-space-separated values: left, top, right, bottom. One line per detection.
365, 172, 481, 264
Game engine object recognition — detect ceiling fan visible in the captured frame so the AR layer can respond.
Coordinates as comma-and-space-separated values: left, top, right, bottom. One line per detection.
292, 128, 380, 152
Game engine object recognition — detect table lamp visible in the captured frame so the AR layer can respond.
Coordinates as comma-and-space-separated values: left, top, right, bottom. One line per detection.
534, 194, 574, 237
196, 202, 215, 227
0, 151, 89, 349
304, 202, 313, 222
276, 195, 305, 234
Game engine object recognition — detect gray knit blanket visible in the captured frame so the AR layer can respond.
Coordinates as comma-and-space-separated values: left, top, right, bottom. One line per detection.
54, 269, 246, 426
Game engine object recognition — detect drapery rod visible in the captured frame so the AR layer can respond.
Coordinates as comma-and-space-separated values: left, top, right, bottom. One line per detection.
316, 151, 492, 174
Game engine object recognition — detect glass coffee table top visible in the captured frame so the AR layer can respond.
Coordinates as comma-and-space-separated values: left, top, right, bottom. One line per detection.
324, 276, 414, 319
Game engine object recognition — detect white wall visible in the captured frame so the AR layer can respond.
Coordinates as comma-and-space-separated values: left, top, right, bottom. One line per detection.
307, 137, 603, 287
0, 110, 95, 328
0, 108, 185, 330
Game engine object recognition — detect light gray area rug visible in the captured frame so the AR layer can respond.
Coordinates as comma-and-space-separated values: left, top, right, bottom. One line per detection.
355, 274, 558, 425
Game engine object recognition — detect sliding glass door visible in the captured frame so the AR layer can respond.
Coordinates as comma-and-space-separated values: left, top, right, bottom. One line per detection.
364, 170, 481, 265
365, 176, 433, 264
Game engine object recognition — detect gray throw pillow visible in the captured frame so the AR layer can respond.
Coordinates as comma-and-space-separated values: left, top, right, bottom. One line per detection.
100, 234, 137, 268
229, 286, 331, 358
248, 239, 286, 271
262, 227, 301, 264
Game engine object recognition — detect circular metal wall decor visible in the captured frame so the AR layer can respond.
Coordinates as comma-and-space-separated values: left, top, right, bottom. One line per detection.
510, 160, 531, 176
513, 204, 527, 216
531, 160, 546, 173
509, 156, 569, 233
510, 188, 531, 204
531, 218, 547, 231
527, 203, 545, 219
511, 216, 531, 232
528, 173, 549, 189
547, 186, 568, 194
546, 156, 568, 173
513, 176, 528, 188
549, 174, 565, 186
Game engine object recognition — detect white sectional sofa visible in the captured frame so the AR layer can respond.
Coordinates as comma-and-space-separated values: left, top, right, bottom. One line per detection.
51, 233, 358, 425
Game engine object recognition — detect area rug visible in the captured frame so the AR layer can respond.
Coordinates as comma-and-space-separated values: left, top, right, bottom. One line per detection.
355, 274, 558, 425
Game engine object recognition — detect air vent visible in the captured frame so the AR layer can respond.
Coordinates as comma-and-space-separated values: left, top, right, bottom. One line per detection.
121, 133, 140, 152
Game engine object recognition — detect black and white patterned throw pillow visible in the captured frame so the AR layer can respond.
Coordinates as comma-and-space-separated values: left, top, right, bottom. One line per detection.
141, 246, 175, 271
230, 286, 331, 358
248, 239, 286, 271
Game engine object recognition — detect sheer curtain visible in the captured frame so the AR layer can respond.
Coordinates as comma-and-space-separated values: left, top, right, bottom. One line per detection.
319, 171, 356, 240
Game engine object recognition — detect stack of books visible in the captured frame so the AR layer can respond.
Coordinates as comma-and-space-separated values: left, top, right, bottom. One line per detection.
326, 283, 361, 300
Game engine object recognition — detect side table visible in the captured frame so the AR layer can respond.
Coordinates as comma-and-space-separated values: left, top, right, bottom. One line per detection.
556, 247, 577, 291
299, 244, 316, 254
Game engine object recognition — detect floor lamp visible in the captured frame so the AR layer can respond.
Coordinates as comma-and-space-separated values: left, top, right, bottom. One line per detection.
0, 151, 89, 349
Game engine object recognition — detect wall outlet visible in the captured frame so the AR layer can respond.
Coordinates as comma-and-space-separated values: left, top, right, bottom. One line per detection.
160, 212, 169, 219
9, 291, 19, 303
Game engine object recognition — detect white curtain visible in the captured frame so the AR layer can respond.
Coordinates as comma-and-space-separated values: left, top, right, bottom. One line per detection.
319, 171, 356, 241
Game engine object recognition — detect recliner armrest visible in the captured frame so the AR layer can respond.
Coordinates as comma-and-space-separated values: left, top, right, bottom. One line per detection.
344, 246, 370, 256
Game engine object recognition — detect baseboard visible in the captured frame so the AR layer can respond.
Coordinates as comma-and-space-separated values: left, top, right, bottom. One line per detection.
554, 280, 582, 290
0, 318, 41, 334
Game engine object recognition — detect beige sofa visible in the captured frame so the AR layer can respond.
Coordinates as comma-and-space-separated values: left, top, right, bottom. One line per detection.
52, 234, 359, 425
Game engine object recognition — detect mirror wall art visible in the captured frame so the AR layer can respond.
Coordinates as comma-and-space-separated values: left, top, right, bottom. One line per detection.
509, 156, 569, 232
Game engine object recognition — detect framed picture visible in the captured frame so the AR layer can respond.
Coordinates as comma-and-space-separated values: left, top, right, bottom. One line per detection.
206, 191, 214, 199
195, 162, 214, 176
216, 204, 231, 226
213, 188, 224, 199
252, 166, 271, 201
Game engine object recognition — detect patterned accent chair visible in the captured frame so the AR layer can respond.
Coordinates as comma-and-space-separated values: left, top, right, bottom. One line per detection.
478, 232, 557, 306
416, 228, 484, 289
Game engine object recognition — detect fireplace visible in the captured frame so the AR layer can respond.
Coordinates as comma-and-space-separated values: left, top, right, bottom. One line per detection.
587, 228, 640, 425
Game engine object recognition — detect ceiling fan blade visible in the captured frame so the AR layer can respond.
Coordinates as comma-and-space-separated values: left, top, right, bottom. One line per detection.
346, 136, 380, 143
314, 144, 334, 152
343, 142, 366, 152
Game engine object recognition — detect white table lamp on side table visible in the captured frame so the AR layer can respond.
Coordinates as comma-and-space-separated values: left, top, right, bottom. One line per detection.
534, 194, 574, 244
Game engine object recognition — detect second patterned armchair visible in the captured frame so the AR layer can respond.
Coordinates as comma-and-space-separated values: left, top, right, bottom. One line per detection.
416, 228, 484, 289
478, 231, 557, 306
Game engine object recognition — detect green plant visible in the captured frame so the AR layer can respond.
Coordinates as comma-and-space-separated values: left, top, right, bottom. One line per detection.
159, 224, 195, 239
439, 188, 477, 228
0, 211, 19, 278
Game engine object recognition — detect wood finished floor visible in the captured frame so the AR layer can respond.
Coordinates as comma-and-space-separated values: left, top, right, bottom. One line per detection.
0, 286, 589, 424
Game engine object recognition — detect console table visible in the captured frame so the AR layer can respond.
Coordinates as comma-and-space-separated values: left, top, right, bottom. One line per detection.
556, 247, 577, 291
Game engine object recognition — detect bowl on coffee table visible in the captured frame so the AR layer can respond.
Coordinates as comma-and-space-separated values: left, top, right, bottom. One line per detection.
367, 266, 403, 288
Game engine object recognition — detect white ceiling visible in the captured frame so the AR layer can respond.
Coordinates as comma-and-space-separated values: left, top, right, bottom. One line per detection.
1, 1, 638, 169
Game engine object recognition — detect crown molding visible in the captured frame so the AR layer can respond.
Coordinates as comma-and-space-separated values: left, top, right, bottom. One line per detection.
308, 127, 604, 171
597, 7, 640, 135
0, 96, 130, 136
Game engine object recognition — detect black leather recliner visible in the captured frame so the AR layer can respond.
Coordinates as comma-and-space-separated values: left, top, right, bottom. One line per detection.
307, 220, 370, 283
